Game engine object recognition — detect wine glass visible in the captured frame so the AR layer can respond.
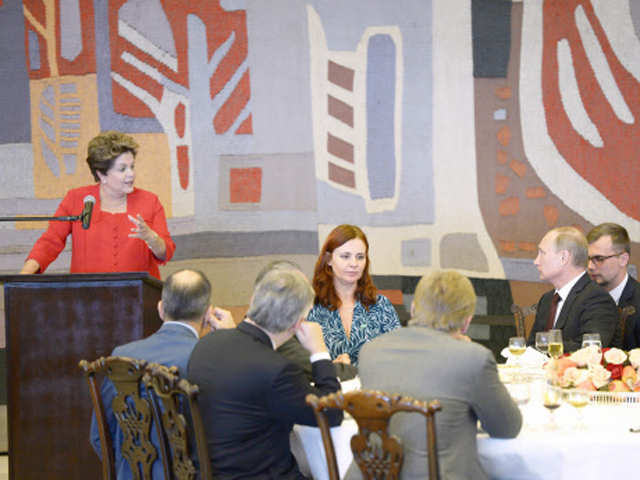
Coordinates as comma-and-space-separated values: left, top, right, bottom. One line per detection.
581, 333, 602, 351
535, 332, 549, 356
543, 384, 562, 430
566, 389, 590, 429
508, 381, 530, 407
548, 329, 564, 359
508, 336, 526, 377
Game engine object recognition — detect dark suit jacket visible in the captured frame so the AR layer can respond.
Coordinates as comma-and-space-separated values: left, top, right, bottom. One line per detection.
187, 321, 343, 480
277, 337, 358, 382
527, 272, 618, 352
90, 322, 199, 480
619, 275, 640, 350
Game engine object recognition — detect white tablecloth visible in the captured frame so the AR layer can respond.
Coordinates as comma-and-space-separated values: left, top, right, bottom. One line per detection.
293, 385, 640, 480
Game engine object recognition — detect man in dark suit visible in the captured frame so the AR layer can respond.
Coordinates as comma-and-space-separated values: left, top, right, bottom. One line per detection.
527, 226, 618, 352
90, 269, 234, 480
188, 269, 343, 479
587, 223, 640, 349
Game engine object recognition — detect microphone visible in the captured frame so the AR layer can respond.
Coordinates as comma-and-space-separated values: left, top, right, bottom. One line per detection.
81, 195, 96, 230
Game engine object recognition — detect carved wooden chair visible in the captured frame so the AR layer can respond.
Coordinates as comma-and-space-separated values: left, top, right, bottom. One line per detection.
306, 390, 442, 480
510, 303, 537, 338
143, 363, 212, 480
79, 356, 157, 480
79, 357, 116, 480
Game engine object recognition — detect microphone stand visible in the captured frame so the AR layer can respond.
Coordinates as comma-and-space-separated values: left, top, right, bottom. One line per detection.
0, 214, 82, 223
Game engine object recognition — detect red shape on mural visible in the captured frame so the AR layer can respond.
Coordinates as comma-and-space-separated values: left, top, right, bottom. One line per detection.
23, 0, 96, 78
499, 197, 520, 216
175, 103, 186, 138
177, 145, 190, 190
214, 70, 251, 134
236, 115, 253, 135
543, 0, 640, 220
230, 167, 262, 203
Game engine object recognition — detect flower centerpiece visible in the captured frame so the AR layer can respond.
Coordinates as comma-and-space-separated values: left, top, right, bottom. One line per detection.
546, 346, 640, 392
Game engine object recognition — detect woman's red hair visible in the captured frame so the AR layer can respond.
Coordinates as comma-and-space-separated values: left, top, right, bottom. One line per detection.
312, 224, 377, 310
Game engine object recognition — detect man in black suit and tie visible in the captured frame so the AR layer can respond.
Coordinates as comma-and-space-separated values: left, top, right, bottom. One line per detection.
527, 226, 618, 352
188, 268, 343, 479
587, 223, 640, 349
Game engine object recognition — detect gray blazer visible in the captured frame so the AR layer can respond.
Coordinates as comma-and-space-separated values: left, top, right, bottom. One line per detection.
345, 327, 522, 480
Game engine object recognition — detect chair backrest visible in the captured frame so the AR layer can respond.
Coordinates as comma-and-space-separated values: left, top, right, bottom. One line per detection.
306, 390, 442, 480
511, 303, 537, 338
79, 357, 116, 480
79, 356, 157, 480
612, 305, 636, 348
144, 363, 212, 480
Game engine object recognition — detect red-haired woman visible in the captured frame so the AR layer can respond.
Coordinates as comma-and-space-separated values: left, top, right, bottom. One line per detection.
307, 224, 400, 365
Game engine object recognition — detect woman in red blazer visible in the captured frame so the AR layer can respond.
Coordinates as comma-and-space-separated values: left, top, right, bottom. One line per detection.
20, 131, 175, 280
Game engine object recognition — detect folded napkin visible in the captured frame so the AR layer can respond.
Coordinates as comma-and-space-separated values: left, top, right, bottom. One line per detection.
501, 346, 547, 368
340, 377, 361, 393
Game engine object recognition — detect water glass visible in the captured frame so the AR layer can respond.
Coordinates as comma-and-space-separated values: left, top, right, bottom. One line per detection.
581, 333, 602, 351
535, 332, 549, 355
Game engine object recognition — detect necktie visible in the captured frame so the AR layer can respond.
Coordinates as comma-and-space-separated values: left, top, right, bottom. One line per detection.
545, 292, 561, 331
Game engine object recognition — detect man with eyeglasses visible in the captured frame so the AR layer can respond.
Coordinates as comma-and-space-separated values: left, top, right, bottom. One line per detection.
587, 223, 640, 349
527, 226, 618, 352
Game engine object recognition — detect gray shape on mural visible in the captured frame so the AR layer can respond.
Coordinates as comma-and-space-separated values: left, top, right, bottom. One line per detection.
308, 0, 434, 226
40, 100, 54, 122
218, 153, 317, 211
39, 116, 55, 143
60, 0, 83, 61
28, 30, 41, 70
171, 230, 318, 260
440, 233, 489, 272
94, 0, 162, 133
475, 295, 488, 316
60, 83, 78, 94
120, 0, 176, 58
2, 0, 32, 143
366, 34, 396, 200
493, 108, 506, 120
42, 85, 55, 105
0, 144, 35, 199
500, 257, 542, 282
41, 138, 60, 177
401, 238, 431, 266
64, 154, 77, 174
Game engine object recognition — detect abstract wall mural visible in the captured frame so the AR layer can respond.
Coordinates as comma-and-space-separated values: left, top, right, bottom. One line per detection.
2, 0, 640, 321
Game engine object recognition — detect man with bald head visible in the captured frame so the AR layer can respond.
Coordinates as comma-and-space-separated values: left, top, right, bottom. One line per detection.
527, 226, 618, 352
90, 269, 233, 479
587, 222, 640, 349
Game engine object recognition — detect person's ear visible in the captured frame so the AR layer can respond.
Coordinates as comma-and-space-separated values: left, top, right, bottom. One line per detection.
157, 300, 165, 321
410, 301, 415, 318
461, 315, 473, 334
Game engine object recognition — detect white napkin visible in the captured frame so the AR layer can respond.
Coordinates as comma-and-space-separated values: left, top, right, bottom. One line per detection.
501, 346, 547, 367
340, 377, 361, 393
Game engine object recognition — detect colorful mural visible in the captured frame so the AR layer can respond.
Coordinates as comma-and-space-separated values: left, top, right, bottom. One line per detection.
1, 0, 640, 310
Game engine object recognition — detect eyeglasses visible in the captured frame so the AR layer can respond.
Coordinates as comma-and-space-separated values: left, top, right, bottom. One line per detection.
588, 252, 624, 265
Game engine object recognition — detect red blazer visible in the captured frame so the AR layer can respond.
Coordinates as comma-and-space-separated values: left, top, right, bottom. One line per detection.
27, 184, 175, 279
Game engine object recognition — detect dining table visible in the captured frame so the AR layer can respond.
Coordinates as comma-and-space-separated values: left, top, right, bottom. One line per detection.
292, 370, 640, 480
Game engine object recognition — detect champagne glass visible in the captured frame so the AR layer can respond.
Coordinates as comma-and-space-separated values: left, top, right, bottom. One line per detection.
543, 384, 562, 430
566, 389, 590, 430
548, 329, 564, 359
535, 332, 549, 356
581, 333, 602, 351
508, 336, 526, 377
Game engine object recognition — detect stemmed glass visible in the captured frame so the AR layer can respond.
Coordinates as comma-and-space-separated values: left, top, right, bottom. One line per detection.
543, 384, 562, 430
581, 333, 602, 351
566, 389, 590, 430
548, 329, 564, 359
508, 336, 526, 378
535, 332, 549, 356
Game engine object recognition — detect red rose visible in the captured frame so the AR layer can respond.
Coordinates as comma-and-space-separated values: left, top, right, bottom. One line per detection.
606, 363, 623, 380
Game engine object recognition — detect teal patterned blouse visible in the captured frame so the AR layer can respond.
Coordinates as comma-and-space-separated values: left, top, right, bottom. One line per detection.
307, 294, 400, 365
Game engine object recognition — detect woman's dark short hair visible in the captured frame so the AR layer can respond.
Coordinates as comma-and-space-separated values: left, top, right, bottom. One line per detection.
86, 131, 139, 182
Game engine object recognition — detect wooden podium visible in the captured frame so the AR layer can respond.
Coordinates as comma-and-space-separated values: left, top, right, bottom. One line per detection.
0, 272, 163, 479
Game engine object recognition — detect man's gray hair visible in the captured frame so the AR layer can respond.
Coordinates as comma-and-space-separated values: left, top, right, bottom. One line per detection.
552, 226, 588, 268
247, 269, 314, 334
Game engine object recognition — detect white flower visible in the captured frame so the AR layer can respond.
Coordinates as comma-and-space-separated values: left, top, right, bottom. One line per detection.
628, 349, 640, 368
570, 345, 602, 366
589, 364, 612, 389
560, 367, 590, 387
604, 348, 627, 365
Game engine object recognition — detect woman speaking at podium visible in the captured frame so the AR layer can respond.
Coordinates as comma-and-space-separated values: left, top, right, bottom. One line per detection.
20, 131, 175, 280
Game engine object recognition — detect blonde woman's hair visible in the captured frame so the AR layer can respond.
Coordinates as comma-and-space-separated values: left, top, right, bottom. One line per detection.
409, 270, 476, 331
